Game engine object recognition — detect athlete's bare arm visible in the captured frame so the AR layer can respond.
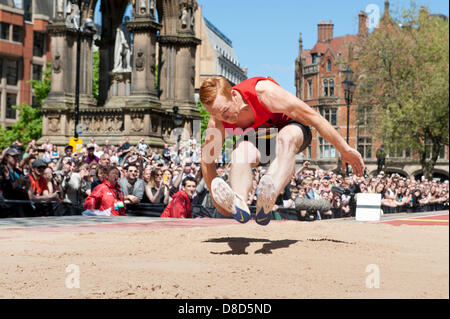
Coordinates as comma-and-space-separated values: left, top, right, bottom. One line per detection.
201, 117, 229, 216
255, 80, 365, 176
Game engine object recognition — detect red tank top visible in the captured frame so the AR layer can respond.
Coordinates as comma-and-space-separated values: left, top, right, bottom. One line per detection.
222, 77, 291, 135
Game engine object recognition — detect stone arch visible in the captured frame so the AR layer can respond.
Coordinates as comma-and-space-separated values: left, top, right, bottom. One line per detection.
412, 169, 450, 181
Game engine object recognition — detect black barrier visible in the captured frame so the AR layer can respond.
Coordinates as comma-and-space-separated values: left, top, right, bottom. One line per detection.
0, 199, 84, 218
1, 199, 446, 219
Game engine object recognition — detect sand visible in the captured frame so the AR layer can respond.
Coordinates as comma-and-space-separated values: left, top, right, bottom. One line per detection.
0, 219, 448, 299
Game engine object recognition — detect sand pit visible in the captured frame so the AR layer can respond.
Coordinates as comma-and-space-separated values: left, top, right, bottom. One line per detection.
0, 217, 448, 299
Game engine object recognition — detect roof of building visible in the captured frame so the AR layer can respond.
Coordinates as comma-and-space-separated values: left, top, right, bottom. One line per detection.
310, 35, 358, 59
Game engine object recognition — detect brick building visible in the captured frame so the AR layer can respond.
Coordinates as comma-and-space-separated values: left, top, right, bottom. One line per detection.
0, 0, 52, 128
294, 1, 449, 180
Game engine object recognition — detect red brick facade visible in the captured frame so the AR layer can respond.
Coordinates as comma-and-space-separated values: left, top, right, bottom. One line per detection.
0, 3, 51, 128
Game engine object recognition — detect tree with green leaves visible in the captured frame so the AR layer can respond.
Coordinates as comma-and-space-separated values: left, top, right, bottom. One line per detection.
356, 5, 449, 179
0, 62, 52, 148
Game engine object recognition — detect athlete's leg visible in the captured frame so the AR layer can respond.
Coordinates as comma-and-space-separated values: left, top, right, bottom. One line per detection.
229, 140, 261, 201
211, 140, 260, 223
255, 125, 304, 225
266, 124, 304, 195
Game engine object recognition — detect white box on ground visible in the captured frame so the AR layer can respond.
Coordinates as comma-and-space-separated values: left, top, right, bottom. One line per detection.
355, 193, 381, 221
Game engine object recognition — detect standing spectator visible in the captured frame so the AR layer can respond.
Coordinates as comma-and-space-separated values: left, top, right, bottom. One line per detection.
137, 138, 148, 156
0, 147, 28, 201
98, 153, 111, 167
61, 163, 90, 214
162, 144, 171, 165
118, 164, 146, 205
117, 137, 132, 163
376, 145, 386, 174
160, 176, 197, 218
26, 159, 60, 202
50, 145, 60, 162
187, 134, 197, 157
91, 165, 108, 192
145, 168, 170, 204
43, 167, 61, 199
102, 139, 112, 154
83, 166, 126, 216
85, 144, 99, 164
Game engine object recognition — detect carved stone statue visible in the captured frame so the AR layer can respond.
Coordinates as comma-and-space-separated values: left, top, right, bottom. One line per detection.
56, 0, 65, 19
190, 8, 195, 31
65, 0, 80, 29
139, 0, 147, 14
149, 0, 155, 13
181, 6, 188, 29
53, 52, 62, 73
112, 17, 132, 73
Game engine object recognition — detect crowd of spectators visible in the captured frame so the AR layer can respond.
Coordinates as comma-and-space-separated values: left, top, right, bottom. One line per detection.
0, 137, 448, 219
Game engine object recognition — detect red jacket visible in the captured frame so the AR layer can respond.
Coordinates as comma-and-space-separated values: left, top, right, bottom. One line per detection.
160, 189, 192, 218
83, 180, 126, 216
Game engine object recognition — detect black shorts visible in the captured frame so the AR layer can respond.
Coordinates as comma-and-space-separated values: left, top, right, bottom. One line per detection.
234, 120, 312, 165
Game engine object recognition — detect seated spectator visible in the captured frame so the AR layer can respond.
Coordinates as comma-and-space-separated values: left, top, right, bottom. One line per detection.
83, 166, 126, 216
118, 164, 146, 205
160, 176, 197, 218
145, 168, 170, 204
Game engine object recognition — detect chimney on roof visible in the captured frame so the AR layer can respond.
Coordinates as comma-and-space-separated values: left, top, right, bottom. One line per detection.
384, 1, 390, 14
298, 32, 303, 55
358, 11, 368, 35
318, 21, 334, 42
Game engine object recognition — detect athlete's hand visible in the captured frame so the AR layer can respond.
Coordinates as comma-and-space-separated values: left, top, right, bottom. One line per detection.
341, 147, 365, 177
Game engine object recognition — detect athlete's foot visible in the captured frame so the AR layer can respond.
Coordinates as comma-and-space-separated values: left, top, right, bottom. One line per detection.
211, 177, 251, 224
255, 175, 277, 226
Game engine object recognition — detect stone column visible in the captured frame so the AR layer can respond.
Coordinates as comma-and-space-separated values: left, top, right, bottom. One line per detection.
127, 19, 161, 105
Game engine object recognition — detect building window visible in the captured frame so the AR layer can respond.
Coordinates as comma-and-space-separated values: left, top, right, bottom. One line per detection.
33, 32, 46, 57
319, 107, 337, 126
327, 60, 332, 72
329, 80, 334, 96
6, 60, 18, 86
388, 144, 412, 158
319, 137, 336, 158
12, 25, 23, 43
6, 93, 17, 119
323, 80, 329, 96
312, 54, 317, 64
357, 137, 372, 159
0, 22, 10, 40
425, 141, 445, 159
24, 0, 33, 22
32, 64, 42, 81
307, 79, 312, 99
0, 58, 3, 78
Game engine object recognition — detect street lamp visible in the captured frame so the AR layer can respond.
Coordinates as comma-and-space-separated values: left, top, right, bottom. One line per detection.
342, 65, 356, 174
172, 106, 184, 151
74, 0, 96, 138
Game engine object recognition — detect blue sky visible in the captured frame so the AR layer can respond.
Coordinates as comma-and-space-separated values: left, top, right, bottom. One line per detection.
96, 0, 449, 94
